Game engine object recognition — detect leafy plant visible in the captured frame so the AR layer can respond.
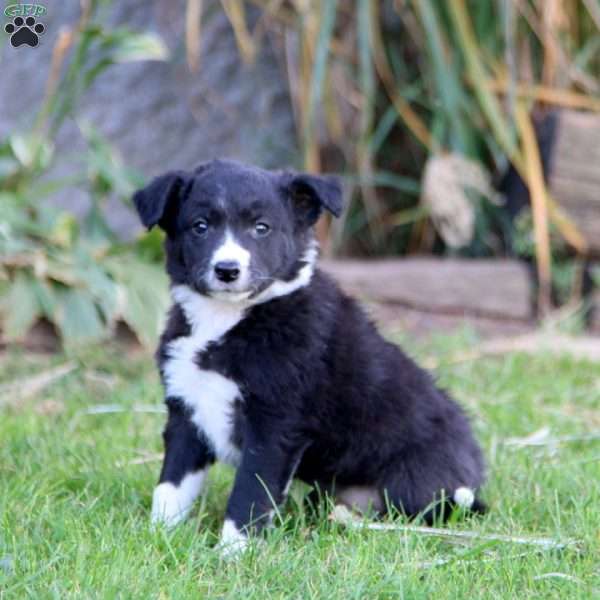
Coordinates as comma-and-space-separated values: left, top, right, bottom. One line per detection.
0, 1, 170, 349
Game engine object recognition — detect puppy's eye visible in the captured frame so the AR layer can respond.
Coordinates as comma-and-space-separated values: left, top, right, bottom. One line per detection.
192, 219, 209, 235
254, 222, 270, 237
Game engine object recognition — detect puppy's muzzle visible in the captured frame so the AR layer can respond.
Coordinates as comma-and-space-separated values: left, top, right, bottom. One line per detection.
214, 261, 241, 283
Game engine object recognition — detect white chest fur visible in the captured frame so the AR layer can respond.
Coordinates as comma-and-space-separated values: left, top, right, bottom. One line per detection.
163, 285, 247, 465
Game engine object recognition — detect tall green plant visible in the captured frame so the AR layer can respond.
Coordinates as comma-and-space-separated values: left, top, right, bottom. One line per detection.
0, 2, 170, 349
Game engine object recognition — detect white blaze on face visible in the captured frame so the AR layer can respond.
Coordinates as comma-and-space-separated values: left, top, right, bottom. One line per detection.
209, 230, 251, 290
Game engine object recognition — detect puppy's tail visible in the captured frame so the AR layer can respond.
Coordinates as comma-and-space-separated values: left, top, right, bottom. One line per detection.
453, 486, 487, 514
420, 487, 486, 525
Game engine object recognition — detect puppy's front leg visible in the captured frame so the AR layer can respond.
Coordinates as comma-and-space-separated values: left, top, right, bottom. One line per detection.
151, 397, 215, 527
219, 425, 304, 558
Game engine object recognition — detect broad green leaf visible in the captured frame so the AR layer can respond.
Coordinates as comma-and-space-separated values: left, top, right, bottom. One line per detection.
9, 133, 53, 170
0, 233, 37, 259
30, 278, 57, 320
106, 258, 168, 348
72, 256, 119, 323
55, 288, 105, 346
134, 228, 165, 262
49, 213, 79, 248
79, 120, 142, 199
2, 272, 41, 341
0, 156, 20, 179
9, 133, 38, 167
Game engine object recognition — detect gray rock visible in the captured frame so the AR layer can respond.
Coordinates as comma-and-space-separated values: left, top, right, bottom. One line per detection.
0, 0, 296, 236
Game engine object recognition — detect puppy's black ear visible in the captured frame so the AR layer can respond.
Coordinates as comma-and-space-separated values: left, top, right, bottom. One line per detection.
287, 173, 343, 227
132, 171, 188, 231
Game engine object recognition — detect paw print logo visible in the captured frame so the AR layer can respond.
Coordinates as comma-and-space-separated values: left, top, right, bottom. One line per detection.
5, 16, 45, 47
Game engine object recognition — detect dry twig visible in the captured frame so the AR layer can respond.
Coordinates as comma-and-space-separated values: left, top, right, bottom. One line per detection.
0, 362, 77, 406
330, 505, 578, 551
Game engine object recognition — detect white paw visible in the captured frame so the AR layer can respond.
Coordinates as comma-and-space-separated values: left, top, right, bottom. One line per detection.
150, 472, 206, 527
217, 519, 248, 560
151, 483, 189, 527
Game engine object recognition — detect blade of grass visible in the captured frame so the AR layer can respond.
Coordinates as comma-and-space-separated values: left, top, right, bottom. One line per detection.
370, 1, 433, 150
582, 0, 600, 30
356, 0, 381, 243
343, 171, 420, 195
0, 362, 77, 405
411, 0, 472, 154
515, 102, 552, 316
369, 104, 398, 156
446, 0, 518, 160
304, 0, 338, 168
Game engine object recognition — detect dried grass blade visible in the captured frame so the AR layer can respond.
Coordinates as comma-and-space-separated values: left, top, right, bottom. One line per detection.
515, 103, 552, 315
185, 0, 204, 72
485, 78, 600, 113
116, 452, 164, 467
81, 404, 166, 415
582, 0, 600, 30
221, 0, 256, 64
304, 0, 338, 163
0, 362, 77, 406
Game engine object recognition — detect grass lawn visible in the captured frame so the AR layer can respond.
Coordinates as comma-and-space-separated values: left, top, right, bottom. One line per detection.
1, 330, 599, 599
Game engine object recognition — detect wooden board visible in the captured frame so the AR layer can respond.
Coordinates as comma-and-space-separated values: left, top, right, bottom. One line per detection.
320, 258, 533, 322
548, 110, 600, 256
592, 289, 600, 334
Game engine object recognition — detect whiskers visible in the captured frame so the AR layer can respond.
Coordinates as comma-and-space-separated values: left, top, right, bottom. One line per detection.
249, 268, 275, 284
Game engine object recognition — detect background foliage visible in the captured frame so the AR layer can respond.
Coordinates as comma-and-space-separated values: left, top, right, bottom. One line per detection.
1, 0, 599, 347
226, 0, 598, 312
0, 0, 170, 348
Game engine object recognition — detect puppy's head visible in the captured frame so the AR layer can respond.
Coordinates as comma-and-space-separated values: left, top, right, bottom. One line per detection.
133, 159, 343, 302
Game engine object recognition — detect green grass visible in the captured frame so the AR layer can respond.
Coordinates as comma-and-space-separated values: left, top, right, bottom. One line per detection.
1, 332, 599, 599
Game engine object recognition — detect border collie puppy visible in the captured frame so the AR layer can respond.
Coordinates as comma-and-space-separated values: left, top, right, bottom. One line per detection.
133, 159, 486, 555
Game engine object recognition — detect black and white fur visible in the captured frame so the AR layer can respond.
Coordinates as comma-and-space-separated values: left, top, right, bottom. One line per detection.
133, 159, 486, 555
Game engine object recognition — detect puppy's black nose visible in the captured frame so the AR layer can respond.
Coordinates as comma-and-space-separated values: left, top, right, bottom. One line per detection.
214, 261, 240, 283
